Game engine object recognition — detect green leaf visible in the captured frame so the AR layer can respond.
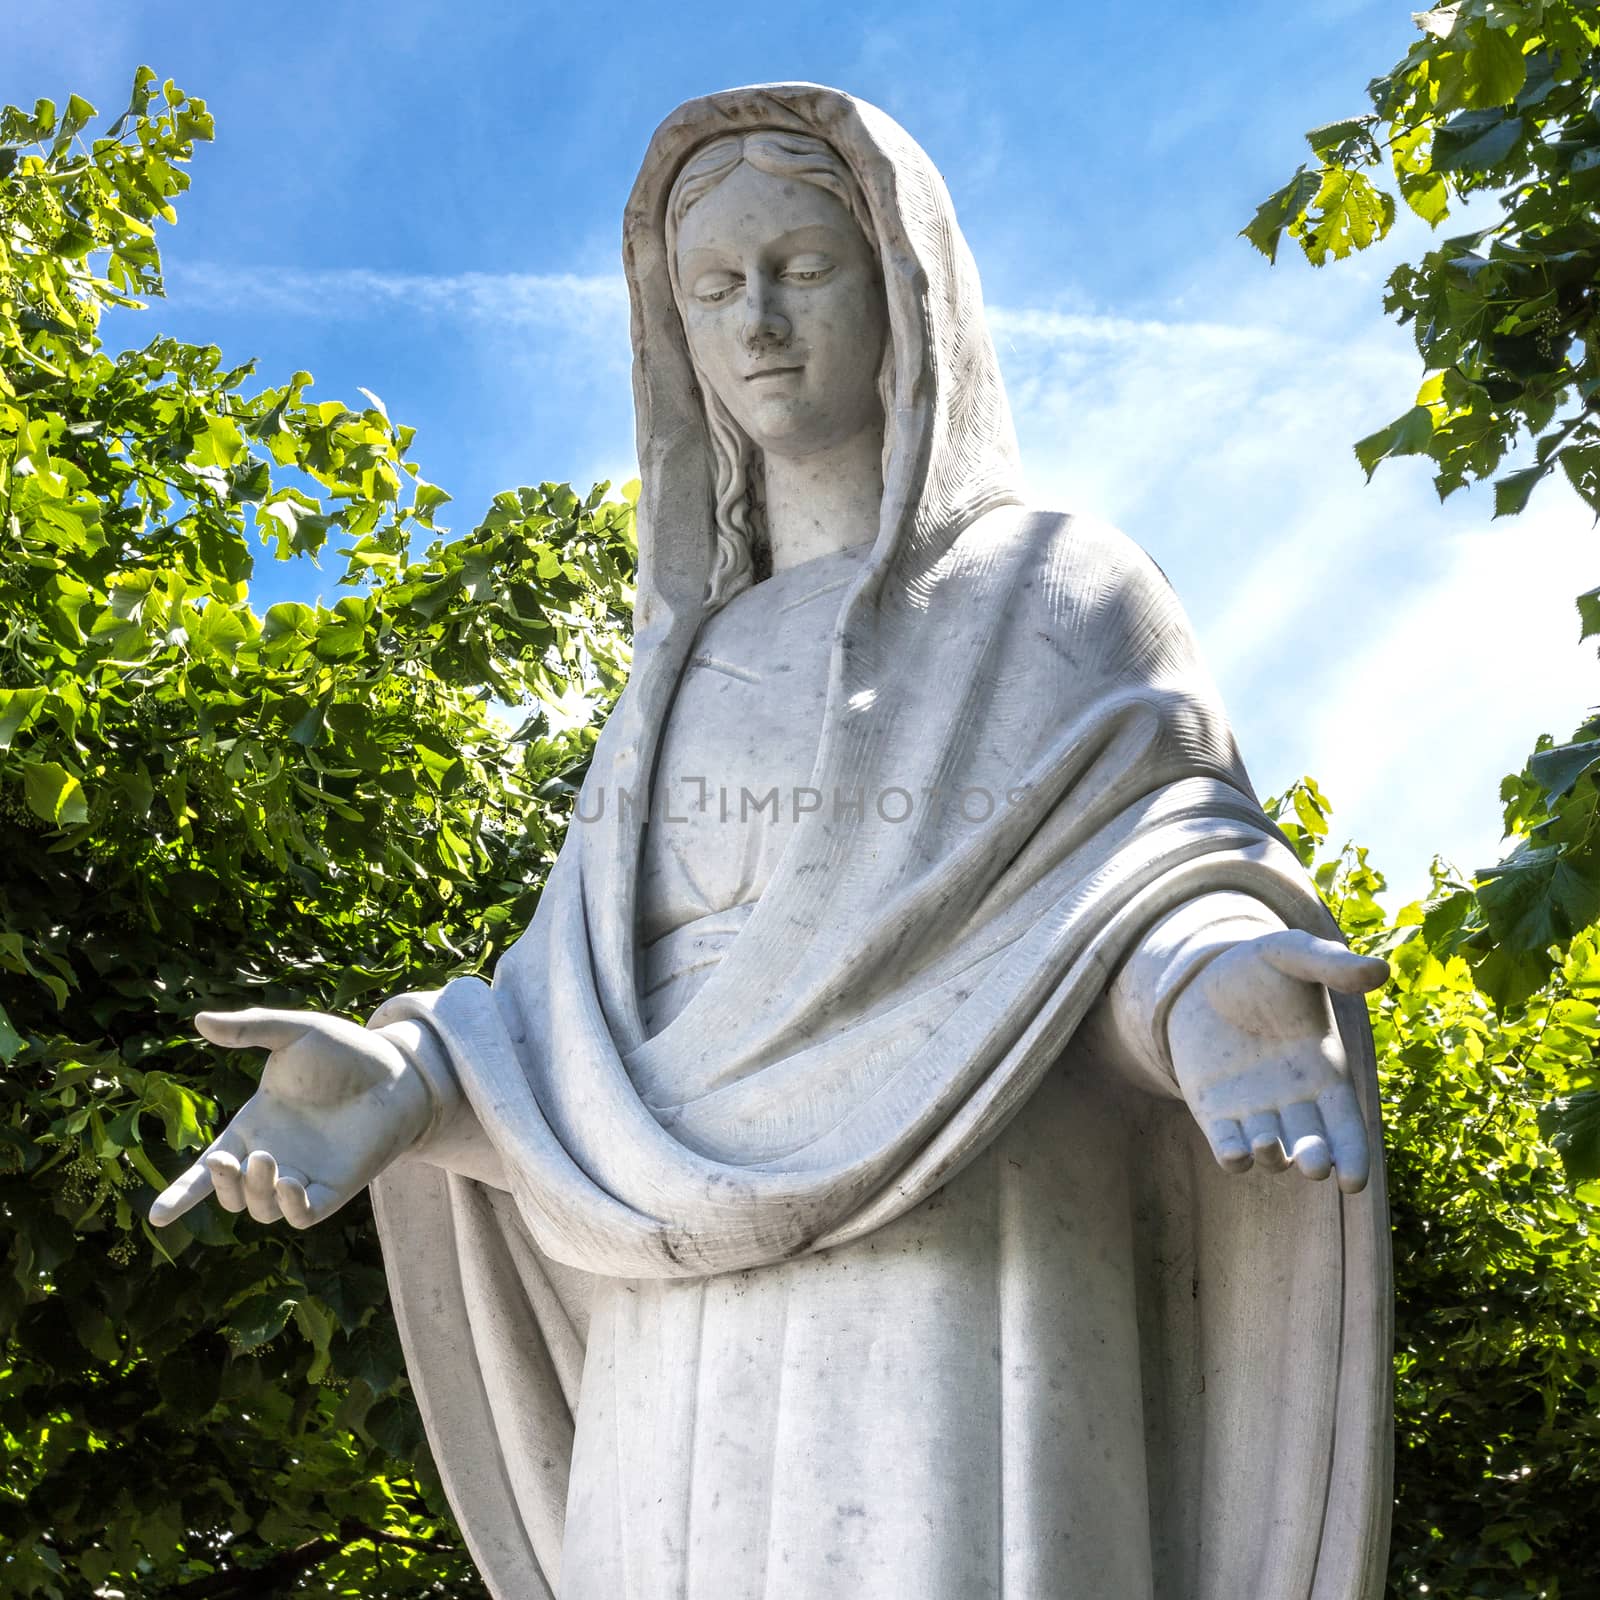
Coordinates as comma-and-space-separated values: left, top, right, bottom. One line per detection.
21, 760, 89, 826
1529, 738, 1600, 803
413, 480, 452, 520
77, 1548, 115, 1589
363, 1394, 424, 1459
1397, 169, 1450, 225
60, 93, 97, 137
1297, 168, 1397, 263
1432, 109, 1524, 174
191, 600, 251, 657
1479, 842, 1600, 962
227, 454, 271, 503
1561, 444, 1600, 516
1421, 887, 1474, 946
1576, 585, 1600, 642
261, 600, 317, 644
1540, 1091, 1600, 1183
0, 1004, 23, 1064
1355, 405, 1435, 477
1492, 464, 1545, 518
289, 696, 330, 746
1461, 24, 1527, 109
222, 1292, 297, 1351
1241, 166, 1321, 262
142, 1075, 208, 1151
199, 413, 245, 467
0, 686, 47, 748
258, 496, 330, 555
1414, 4, 1463, 40
1305, 116, 1378, 159
293, 1297, 335, 1384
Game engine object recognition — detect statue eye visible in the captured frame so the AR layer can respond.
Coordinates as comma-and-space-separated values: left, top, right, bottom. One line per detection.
783, 257, 835, 285
691, 272, 742, 305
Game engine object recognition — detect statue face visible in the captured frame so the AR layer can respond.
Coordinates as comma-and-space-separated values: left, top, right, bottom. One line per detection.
674, 161, 887, 460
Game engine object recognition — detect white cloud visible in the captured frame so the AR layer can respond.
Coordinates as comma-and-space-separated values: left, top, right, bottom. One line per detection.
1297, 503, 1595, 881
166, 263, 630, 342
988, 306, 1271, 354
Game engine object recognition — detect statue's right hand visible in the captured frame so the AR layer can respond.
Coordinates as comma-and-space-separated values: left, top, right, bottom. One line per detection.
149, 1008, 432, 1231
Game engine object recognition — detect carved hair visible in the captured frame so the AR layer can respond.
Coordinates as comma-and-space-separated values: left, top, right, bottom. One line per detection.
666, 131, 892, 612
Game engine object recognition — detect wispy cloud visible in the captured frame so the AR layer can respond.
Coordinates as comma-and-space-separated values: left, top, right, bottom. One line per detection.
1296, 502, 1596, 880
988, 305, 1272, 353
167, 262, 630, 340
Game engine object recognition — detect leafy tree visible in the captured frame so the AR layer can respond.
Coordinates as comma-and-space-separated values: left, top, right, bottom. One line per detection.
1275, 781, 1600, 1599
1244, 0, 1600, 520
0, 72, 634, 1596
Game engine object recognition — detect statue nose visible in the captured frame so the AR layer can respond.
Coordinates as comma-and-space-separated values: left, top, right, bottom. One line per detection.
740, 292, 791, 352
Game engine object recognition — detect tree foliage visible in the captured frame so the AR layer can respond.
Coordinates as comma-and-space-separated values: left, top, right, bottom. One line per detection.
1249, 15, 1600, 1581
0, 74, 634, 1596
1245, 0, 1600, 519
1275, 781, 1600, 1598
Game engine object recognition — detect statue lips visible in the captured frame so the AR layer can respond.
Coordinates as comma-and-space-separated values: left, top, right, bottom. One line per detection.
743, 364, 804, 383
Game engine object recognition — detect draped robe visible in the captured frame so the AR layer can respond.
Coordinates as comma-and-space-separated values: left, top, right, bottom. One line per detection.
367, 82, 1393, 1600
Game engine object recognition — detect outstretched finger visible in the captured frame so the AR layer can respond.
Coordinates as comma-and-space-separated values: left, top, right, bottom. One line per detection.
1244, 1111, 1289, 1172
1258, 930, 1390, 996
1318, 1085, 1371, 1195
1204, 1116, 1253, 1174
150, 1161, 215, 1227
195, 1008, 311, 1053
243, 1150, 283, 1224
1281, 1101, 1333, 1182
205, 1148, 248, 1213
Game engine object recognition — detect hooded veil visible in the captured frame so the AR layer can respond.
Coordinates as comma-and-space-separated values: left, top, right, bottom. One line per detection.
369, 83, 1391, 1600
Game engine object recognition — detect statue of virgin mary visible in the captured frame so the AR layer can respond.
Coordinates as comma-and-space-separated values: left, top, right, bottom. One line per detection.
154, 83, 1393, 1599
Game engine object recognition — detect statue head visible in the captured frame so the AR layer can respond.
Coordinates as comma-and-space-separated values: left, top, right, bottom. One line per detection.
622, 86, 1020, 636
667, 131, 892, 607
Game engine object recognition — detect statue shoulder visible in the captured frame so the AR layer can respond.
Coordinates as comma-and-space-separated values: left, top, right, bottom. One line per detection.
970, 504, 1178, 616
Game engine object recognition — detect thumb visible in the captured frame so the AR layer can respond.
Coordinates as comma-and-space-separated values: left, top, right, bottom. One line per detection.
1258, 930, 1390, 995
195, 1007, 312, 1053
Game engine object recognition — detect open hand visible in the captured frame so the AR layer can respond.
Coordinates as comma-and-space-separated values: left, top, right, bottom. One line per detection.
1167, 930, 1387, 1194
149, 1008, 431, 1230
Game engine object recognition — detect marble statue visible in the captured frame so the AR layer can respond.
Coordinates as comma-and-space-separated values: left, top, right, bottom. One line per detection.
152, 83, 1394, 1599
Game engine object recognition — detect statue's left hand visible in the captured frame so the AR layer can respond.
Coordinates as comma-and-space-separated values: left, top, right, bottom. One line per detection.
1166, 930, 1388, 1194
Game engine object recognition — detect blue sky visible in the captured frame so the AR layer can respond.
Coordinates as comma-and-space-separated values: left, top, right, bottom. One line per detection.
8, 0, 1596, 897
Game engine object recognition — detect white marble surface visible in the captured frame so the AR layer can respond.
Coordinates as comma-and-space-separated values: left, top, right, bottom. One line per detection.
154, 83, 1393, 1600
